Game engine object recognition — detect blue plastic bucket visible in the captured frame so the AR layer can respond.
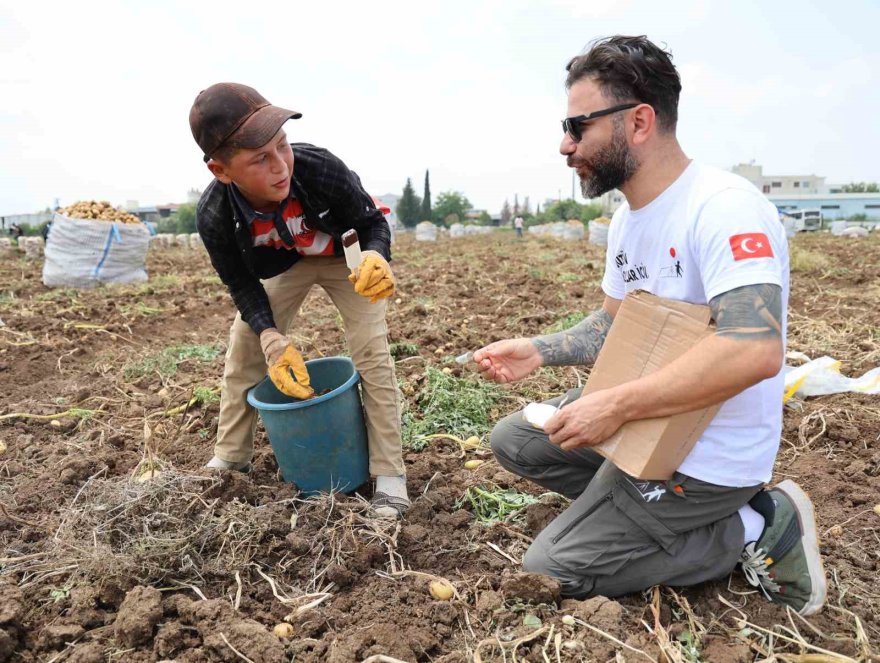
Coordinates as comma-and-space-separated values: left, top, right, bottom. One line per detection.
246, 356, 369, 496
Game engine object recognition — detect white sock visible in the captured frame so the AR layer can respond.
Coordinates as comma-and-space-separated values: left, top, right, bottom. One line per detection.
738, 504, 765, 545
376, 474, 408, 501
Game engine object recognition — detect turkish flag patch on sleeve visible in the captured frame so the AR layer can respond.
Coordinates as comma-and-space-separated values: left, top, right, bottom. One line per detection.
729, 233, 774, 260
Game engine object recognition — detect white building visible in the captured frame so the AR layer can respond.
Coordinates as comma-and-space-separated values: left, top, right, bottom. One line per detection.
731, 162, 826, 195
595, 189, 626, 215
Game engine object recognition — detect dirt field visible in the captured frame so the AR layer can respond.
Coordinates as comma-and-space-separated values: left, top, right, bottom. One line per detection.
1, 231, 878, 662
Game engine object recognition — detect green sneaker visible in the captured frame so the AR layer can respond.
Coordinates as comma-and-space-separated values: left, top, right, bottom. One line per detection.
740, 480, 826, 615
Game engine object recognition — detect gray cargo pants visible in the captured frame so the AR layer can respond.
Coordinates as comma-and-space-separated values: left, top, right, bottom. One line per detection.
491, 388, 763, 598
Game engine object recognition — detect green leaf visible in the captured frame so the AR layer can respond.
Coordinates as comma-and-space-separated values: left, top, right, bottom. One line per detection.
523, 614, 542, 629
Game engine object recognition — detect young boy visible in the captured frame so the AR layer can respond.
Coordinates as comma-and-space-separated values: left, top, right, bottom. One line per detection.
188, 82, 408, 518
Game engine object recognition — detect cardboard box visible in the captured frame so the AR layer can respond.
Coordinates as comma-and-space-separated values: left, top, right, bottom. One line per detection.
585, 290, 721, 480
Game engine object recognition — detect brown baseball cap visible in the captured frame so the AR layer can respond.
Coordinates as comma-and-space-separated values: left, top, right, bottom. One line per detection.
189, 83, 301, 162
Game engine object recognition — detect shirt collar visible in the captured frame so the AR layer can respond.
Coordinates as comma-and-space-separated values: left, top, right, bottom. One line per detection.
230, 183, 289, 226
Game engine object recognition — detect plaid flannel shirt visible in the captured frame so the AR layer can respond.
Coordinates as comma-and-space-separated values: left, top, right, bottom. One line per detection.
196, 143, 391, 335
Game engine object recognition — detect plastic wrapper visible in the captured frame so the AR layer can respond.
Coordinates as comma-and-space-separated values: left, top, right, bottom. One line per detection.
784, 356, 880, 402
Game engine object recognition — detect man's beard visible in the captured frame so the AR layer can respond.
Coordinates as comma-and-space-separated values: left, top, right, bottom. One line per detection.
577, 123, 639, 198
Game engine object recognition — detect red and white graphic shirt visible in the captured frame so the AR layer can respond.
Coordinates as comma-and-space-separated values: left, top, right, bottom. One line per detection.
249, 197, 335, 256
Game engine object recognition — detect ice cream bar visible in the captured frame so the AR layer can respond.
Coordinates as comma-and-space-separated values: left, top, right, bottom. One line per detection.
341, 229, 362, 271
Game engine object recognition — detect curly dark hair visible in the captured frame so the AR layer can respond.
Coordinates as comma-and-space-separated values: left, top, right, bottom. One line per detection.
565, 35, 681, 133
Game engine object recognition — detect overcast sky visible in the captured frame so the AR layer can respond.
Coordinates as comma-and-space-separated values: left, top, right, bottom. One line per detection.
1, 0, 878, 216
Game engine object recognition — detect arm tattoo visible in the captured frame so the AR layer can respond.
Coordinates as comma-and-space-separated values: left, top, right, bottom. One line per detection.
710, 284, 782, 340
531, 308, 613, 367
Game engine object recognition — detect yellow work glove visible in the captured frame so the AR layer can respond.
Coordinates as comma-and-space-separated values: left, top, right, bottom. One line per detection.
260, 329, 314, 400
348, 250, 395, 303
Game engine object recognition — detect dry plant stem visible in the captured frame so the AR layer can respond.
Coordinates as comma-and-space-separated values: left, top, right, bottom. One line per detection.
0, 408, 84, 422
0, 502, 42, 528
220, 632, 256, 663
414, 432, 484, 459
0, 552, 48, 564
485, 542, 519, 564
826, 605, 873, 661
821, 508, 876, 537
734, 617, 859, 662
474, 626, 549, 663
360, 656, 411, 663
500, 524, 535, 543
174, 583, 209, 601
797, 410, 828, 448
574, 615, 655, 662
234, 571, 242, 611
256, 567, 331, 613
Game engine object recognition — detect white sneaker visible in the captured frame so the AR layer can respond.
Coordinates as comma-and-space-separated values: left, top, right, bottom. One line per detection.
370, 492, 410, 519
371, 474, 410, 519
205, 456, 252, 473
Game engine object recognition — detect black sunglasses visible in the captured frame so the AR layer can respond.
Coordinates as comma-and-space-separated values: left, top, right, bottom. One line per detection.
562, 103, 639, 143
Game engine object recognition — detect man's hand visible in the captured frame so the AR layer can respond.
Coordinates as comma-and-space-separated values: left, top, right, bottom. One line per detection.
349, 250, 395, 303
473, 339, 542, 384
260, 329, 314, 399
544, 388, 625, 450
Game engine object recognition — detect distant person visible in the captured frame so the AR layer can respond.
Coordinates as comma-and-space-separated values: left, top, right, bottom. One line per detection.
474, 36, 824, 615
9, 223, 23, 239
189, 83, 408, 518
514, 215, 524, 238
41, 221, 52, 242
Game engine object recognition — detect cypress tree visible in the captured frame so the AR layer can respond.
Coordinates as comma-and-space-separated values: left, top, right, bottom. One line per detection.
421, 170, 432, 221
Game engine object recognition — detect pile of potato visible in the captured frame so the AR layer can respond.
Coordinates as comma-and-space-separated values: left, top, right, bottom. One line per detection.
60, 201, 141, 224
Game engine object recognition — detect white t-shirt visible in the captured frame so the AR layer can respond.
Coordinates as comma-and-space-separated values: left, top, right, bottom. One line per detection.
601, 162, 789, 487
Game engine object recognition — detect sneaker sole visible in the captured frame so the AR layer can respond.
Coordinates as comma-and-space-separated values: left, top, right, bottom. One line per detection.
776, 479, 827, 615
205, 461, 252, 473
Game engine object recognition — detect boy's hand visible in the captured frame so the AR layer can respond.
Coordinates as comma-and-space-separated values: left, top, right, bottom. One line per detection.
260, 329, 314, 399
349, 250, 395, 303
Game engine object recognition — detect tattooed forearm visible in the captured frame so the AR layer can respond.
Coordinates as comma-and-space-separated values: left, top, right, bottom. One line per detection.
710, 284, 782, 340
531, 308, 613, 367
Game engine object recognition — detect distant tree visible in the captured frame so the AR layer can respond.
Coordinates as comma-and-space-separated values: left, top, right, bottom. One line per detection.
174, 203, 197, 234
396, 178, 422, 228
478, 211, 492, 225
841, 182, 879, 193
421, 170, 432, 221
522, 196, 530, 215
535, 202, 541, 215
513, 193, 520, 216
432, 191, 471, 226
157, 218, 177, 234
501, 199, 512, 226
536, 200, 603, 224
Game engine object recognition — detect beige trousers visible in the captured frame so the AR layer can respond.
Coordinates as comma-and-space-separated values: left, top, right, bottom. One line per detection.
214, 256, 404, 476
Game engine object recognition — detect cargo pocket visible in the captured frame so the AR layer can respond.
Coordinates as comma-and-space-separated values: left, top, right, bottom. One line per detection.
611, 482, 685, 557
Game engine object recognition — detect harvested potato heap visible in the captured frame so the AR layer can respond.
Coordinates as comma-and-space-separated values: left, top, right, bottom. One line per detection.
60, 200, 141, 224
